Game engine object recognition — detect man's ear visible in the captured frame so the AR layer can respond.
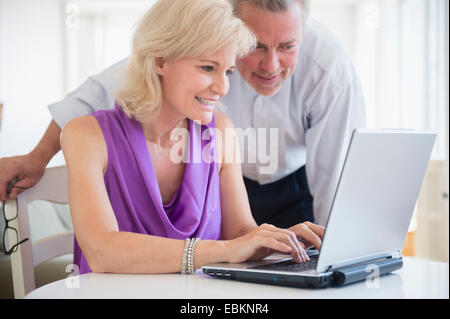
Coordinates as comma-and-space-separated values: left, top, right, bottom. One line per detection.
154, 57, 166, 76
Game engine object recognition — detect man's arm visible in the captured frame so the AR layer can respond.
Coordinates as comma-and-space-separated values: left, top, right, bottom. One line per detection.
0, 120, 60, 200
48, 59, 126, 128
0, 58, 127, 201
30, 120, 62, 165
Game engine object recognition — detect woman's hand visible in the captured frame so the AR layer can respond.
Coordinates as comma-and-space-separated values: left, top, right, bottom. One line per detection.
287, 221, 325, 250
224, 223, 315, 264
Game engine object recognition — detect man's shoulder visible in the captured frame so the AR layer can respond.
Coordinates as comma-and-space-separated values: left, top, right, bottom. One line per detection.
296, 19, 355, 83
91, 58, 128, 91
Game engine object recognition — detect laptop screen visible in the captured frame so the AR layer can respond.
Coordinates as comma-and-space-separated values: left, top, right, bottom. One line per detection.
316, 129, 436, 273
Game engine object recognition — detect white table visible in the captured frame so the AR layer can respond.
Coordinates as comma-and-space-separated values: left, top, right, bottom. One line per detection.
25, 257, 448, 299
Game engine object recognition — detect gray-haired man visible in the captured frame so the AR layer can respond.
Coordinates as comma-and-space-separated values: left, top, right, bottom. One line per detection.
0, 0, 366, 227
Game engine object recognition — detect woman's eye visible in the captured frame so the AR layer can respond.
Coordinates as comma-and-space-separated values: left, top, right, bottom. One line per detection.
201, 66, 214, 72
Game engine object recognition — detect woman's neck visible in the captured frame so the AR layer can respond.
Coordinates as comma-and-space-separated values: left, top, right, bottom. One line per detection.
141, 105, 187, 150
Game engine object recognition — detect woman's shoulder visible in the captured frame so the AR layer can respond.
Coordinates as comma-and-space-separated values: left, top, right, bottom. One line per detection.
62, 115, 102, 137
214, 109, 235, 131
60, 115, 108, 171
61, 115, 105, 150
213, 109, 241, 171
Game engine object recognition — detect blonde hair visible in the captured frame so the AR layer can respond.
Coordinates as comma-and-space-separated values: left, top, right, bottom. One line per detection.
116, 0, 256, 122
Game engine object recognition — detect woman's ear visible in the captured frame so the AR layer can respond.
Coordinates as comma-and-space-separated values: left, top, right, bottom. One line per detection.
154, 57, 166, 76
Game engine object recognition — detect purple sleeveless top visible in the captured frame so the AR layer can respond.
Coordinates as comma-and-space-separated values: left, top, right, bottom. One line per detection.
73, 103, 222, 274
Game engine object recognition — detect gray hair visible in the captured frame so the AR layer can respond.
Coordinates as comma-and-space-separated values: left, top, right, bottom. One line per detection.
230, 0, 311, 20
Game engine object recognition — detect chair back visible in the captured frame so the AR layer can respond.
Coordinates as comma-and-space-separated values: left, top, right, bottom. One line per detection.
4, 165, 73, 298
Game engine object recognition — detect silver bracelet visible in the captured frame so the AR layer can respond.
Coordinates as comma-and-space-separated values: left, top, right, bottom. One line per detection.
186, 238, 200, 275
181, 238, 191, 274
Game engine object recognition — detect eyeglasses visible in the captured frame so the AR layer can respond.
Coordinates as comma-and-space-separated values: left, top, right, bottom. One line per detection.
2, 184, 29, 255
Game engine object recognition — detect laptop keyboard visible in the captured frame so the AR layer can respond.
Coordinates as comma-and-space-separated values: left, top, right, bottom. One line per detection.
251, 254, 319, 272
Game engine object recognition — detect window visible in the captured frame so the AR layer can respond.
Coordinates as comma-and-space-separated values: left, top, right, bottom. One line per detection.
313, 0, 448, 159
63, 0, 155, 92
312, 0, 449, 261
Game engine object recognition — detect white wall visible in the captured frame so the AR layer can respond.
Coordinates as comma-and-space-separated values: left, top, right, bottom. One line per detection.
0, 0, 65, 166
311, 0, 357, 61
64, 0, 150, 93
0, 0, 150, 167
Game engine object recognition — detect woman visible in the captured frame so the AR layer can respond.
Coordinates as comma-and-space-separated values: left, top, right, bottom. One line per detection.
61, 0, 324, 275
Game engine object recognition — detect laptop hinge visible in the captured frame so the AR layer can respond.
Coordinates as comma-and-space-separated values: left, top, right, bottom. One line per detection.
324, 250, 402, 272
390, 250, 402, 259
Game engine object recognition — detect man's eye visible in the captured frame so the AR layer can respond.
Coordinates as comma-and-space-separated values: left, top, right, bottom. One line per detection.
281, 45, 295, 50
201, 66, 214, 72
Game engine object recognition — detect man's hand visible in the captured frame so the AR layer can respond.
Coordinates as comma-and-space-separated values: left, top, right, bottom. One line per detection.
0, 120, 62, 201
0, 153, 47, 201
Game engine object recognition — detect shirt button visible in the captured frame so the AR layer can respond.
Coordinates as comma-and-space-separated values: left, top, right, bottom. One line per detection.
255, 96, 263, 108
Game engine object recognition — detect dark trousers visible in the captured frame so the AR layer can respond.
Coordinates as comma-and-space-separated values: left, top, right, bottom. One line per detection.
243, 166, 314, 228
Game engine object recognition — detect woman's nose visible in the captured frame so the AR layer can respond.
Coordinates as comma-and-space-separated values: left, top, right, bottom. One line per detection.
211, 74, 228, 97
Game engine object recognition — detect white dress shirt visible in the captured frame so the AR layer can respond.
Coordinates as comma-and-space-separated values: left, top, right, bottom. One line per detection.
48, 19, 366, 225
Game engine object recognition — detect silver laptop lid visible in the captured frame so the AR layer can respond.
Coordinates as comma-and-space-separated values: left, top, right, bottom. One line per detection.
316, 129, 436, 273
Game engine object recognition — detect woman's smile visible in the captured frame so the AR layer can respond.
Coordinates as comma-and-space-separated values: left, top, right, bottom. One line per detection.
195, 96, 218, 110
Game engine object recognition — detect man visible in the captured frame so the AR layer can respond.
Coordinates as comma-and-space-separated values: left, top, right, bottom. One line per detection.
0, 0, 366, 227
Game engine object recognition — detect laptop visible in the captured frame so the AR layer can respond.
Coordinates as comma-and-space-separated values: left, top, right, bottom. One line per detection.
202, 129, 436, 288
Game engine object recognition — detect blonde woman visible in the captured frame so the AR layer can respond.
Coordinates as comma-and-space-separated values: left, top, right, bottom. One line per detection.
61, 0, 324, 275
